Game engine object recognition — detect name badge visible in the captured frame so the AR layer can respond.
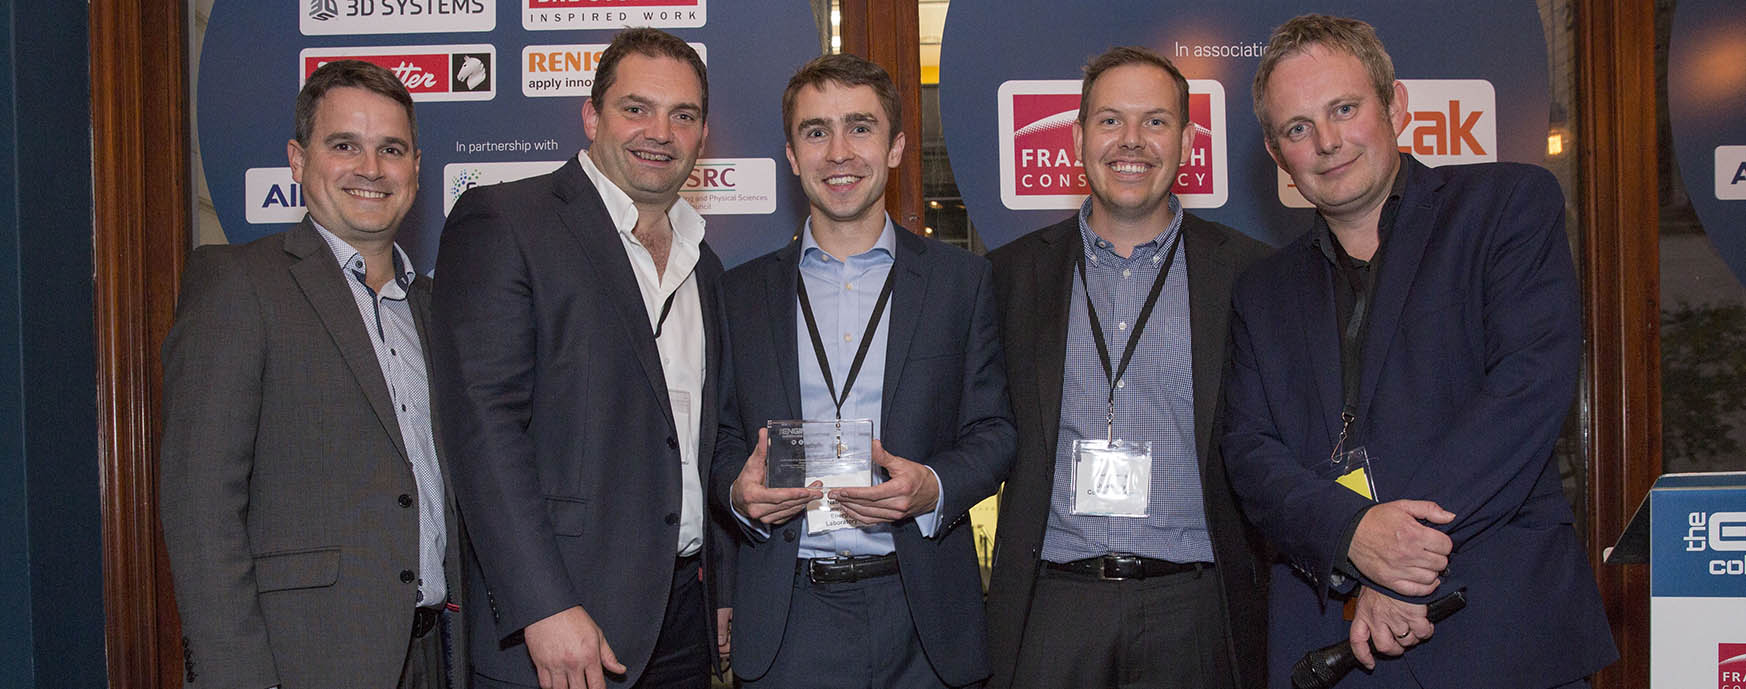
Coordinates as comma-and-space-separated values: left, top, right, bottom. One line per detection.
1070, 439, 1151, 518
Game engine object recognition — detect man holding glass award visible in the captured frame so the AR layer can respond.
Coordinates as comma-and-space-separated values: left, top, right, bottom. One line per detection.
711, 54, 1016, 689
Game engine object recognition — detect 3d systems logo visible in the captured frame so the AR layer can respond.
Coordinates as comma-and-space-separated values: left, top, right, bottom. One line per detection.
309, 0, 338, 21
996, 78, 1227, 211
1721, 643, 1746, 689
302, 0, 493, 35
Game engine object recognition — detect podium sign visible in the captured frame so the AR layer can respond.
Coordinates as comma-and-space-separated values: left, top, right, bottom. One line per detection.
1641, 473, 1746, 687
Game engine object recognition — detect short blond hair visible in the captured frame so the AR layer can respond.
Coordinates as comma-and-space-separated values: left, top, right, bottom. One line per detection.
1252, 14, 1395, 142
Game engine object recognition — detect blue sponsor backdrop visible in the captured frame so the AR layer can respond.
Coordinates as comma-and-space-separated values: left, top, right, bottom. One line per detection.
939, 1, 1550, 249
199, 1, 818, 271
1669, 0, 1746, 286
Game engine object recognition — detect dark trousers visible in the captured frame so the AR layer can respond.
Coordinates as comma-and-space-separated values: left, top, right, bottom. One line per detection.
399, 609, 451, 689
740, 566, 957, 689
1011, 564, 1234, 689
474, 557, 711, 689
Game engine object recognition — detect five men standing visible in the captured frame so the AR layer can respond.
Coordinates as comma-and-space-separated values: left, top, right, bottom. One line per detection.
983, 46, 1271, 689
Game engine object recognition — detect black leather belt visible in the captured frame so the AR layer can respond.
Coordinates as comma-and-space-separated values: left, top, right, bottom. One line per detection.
798, 553, 899, 584
1045, 554, 1206, 581
412, 606, 440, 639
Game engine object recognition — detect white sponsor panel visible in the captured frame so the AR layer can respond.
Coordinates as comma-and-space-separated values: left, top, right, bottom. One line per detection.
301, 0, 496, 36
997, 78, 1226, 211
301, 44, 498, 103
1717, 146, 1746, 201
443, 160, 567, 215
524, 0, 706, 31
1651, 597, 1746, 688
245, 167, 307, 224
680, 158, 777, 215
523, 43, 706, 98
1276, 79, 1497, 208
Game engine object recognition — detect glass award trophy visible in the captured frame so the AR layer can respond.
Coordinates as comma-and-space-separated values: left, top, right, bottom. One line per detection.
766, 419, 875, 534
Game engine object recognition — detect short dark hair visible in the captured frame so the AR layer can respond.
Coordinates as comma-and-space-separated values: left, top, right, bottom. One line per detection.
590, 27, 710, 120
1253, 14, 1396, 143
294, 60, 417, 147
781, 53, 902, 144
1079, 46, 1191, 126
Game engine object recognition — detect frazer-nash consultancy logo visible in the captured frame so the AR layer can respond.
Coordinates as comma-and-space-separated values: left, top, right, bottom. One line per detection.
1721, 643, 1746, 689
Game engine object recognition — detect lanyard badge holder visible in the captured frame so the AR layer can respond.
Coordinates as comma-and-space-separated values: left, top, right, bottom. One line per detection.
1320, 231, 1383, 504
765, 269, 896, 534
1069, 233, 1181, 518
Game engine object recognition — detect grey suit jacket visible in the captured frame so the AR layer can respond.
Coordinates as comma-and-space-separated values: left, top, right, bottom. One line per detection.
159, 220, 464, 689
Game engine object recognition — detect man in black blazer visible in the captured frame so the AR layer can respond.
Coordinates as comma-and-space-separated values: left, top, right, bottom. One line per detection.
713, 54, 1016, 688
160, 60, 464, 689
431, 29, 726, 689
1222, 16, 1614, 688
984, 46, 1272, 689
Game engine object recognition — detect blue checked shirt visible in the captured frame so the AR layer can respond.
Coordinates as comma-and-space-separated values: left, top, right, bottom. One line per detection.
312, 223, 448, 606
1038, 196, 1214, 565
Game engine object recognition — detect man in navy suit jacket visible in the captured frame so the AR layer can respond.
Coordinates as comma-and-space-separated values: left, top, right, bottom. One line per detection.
1222, 14, 1616, 688
712, 54, 1016, 688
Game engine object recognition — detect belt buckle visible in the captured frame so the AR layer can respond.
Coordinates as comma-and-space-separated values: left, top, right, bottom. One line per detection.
807, 559, 837, 585
1099, 555, 1133, 581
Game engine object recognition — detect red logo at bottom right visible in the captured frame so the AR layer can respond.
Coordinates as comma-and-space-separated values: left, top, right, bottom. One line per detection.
1722, 643, 1746, 689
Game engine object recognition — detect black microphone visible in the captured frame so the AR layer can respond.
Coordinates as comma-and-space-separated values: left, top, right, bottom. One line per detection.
1290, 590, 1467, 689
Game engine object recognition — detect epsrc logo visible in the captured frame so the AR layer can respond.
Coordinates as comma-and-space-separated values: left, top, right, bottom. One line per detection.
1722, 643, 1746, 689
524, 0, 706, 31
996, 79, 1227, 211
523, 42, 705, 98
1683, 511, 1746, 575
301, 45, 497, 102
1277, 79, 1497, 208
678, 158, 777, 215
301, 0, 495, 36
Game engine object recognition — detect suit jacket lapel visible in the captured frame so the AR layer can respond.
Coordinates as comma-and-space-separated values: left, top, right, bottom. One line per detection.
284, 220, 411, 463
1184, 216, 1232, 462
1032, 219, 1077, 470
880, 228, 929, 429
767, 239, 804, 420
551, 158, 677, 431
1290, 243, 1346, 446
1355, 159, 1443, 426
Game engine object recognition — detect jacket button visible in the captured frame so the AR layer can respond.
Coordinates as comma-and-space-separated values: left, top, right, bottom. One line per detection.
400, 569, 415, 583
665, 513, 679, 525
398, 494, 413, 508
667, 436, 679, 450
783, 529, 796, 543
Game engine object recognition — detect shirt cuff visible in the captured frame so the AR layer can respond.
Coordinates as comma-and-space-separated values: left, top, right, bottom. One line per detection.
913, 465, 946, 538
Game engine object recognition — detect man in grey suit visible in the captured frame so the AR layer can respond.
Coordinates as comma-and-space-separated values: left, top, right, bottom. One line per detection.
159, 60, 462, 689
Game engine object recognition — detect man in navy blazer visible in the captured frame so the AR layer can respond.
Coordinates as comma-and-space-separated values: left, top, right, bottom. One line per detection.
1221, 14, 1616, 688
431, 29, 728, 689
712, 54, 1015, 688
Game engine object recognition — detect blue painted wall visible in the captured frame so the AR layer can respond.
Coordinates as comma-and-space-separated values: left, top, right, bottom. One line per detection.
1, 0, 108, 685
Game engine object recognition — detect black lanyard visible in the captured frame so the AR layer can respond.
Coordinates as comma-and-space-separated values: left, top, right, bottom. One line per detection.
650, 264, 698, 340
797, 267, 896, 420
1326, 231, 1384, 454
1075, 230, 1183, 442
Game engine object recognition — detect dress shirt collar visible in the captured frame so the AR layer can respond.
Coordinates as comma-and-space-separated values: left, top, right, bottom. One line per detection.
799, 215, 897, 267
309, 219, 415, 299
1076, 193, 1184, 268
577, 149, 707, 252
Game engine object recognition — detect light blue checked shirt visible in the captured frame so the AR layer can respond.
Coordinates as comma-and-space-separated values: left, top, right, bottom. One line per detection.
312, 222, 448, 606
1039, 196, 1214, 565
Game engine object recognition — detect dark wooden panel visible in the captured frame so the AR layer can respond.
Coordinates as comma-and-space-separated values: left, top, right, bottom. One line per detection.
1577, 1, 1657, 687
91, 0, 190, 686
838, 0, 925, 233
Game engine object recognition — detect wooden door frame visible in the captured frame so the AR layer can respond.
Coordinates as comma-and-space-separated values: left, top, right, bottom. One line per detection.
94, 1, 1656, 686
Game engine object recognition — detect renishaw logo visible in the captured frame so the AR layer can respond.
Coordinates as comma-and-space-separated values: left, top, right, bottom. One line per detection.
996, 79, 1227, 211
302, 0, 495, 36
301, 45, 497, 103
1684, 511, 1746, 576
1722, 643, 1746, 689
1716, 146, 1746, 201
443, 161, 566, 215
523, 42, 707, 98
1276, 79, 1497, 209
246, 167, 306, 224
524, 0, 706, 31
679, 158, 777, 215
